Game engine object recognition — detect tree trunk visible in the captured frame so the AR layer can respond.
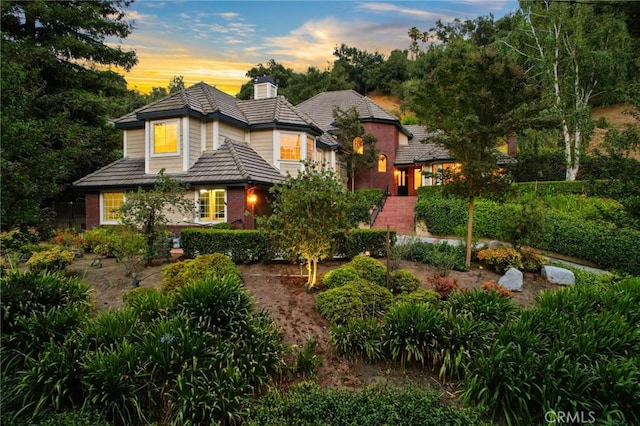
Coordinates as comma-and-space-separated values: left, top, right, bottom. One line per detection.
465, 196, 474, 268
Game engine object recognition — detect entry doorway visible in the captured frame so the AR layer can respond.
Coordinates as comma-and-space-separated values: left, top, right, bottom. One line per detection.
396, 168, 409, 196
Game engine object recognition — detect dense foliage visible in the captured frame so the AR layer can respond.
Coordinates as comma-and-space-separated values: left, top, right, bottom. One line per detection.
0, 0, 143, 229
1, 268, 285, 426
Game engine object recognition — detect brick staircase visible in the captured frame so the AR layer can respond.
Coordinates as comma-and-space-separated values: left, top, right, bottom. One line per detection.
371, 196, 417, 235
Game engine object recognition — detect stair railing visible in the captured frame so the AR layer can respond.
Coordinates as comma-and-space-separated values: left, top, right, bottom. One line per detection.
369, 185, 390, 227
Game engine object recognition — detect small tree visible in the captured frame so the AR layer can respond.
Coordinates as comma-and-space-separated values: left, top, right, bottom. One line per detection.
333, 107, 378, 193
263, 163, 352, 290
411, 40, 534, 267
119, 170, 195, 265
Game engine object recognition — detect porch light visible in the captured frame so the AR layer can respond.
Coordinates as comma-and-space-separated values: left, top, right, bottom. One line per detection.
247, 193, 257, 205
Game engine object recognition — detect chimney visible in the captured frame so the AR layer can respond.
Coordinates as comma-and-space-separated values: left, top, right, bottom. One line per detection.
507, 131, 517, 157
253, 75, 277, 99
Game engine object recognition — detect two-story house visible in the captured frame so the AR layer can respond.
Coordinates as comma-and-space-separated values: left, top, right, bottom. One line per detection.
73, 77, 461, 230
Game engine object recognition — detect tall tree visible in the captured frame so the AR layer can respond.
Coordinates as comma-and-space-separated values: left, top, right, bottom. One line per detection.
410, 40, 533, 267
263, 165, 352, 290
504, 1, 634, 180
332, 44, 385, 94
332, 107, 378, 193
1, 0, 138, 228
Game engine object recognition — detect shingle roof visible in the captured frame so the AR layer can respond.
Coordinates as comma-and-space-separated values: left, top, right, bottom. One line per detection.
73, 139, 283, 190
296, 90, 403, 132
187, 138, 284, 184
237, 96, 318, 129
113, 82, 248, 126
395, 125, 451, 165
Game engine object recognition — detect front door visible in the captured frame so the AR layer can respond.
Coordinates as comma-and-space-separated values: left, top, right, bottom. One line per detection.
397, 168, 409, 196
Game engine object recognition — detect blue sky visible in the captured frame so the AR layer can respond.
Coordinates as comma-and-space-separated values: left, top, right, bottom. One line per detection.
118, 1, 518, 95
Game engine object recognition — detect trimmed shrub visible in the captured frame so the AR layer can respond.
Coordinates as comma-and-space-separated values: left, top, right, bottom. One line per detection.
348, 255, 387, 287
161, 253, 241, 292
384, 302, 445, 368
321, 266, 359, 289
26, 246, 75, 272
334, 229, 397, 259
415, 196, 466, 235
395, 289, 441, 306
389, 269, 421, 295
180, 228, 272, 262
330, 317, 385, 362
245, 381, 492, 426
315, 279, 393, 324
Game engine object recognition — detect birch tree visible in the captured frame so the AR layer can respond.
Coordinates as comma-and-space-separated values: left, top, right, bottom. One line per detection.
512, 1, 633, 180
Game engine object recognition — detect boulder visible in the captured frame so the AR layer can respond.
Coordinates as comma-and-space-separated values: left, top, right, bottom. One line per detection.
542, 265, 575, 286
498, 267, 523, 292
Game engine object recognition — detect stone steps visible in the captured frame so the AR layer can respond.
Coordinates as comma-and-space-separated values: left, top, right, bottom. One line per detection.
371, 196, 417, 235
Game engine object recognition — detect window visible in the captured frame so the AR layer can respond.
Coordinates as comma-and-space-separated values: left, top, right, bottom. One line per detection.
199, 189, 225, 221
353, 137, 363, 154
431, 162, 456, 185
153, 120, 179, 154
306, 136, 314, 161
414, 168, 423, 189
103, 192, 124, 222
378, 154, 387, 172
280, 134, 300, 160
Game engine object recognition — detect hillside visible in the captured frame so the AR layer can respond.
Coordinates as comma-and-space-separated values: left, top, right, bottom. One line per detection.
368, 93, 640, 160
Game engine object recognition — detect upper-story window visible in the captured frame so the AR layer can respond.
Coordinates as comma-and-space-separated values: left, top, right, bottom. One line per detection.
353, 137, 364, 154
153, 120, 179, 155
306, 136, 314, 161
280, 133, 300, 160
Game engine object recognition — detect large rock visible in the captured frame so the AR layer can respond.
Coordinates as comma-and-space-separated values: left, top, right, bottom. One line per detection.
542, 265, 575, 286
498, 268, 523, 292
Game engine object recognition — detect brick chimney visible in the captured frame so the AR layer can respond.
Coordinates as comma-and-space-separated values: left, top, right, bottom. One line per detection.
507, 131, 517, 157
253, 76, 277, 99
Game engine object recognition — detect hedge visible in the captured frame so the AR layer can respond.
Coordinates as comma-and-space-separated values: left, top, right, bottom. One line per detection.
181, 228, 396, 262
180, 229, 272, 263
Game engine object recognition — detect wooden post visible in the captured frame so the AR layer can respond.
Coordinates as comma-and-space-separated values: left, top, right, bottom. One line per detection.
386, 225, 391, 289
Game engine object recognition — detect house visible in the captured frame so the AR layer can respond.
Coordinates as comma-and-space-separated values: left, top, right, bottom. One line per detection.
73, 77, 462, 230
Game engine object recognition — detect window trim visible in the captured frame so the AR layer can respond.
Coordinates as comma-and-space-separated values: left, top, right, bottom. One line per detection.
279, 132, 301, 161
100, 191, 125, 224
197, 188, 227, 223
150, 118, 180, 157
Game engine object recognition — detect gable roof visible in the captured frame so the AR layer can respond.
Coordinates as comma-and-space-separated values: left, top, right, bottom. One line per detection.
295, 90, 411, 137
73, 138, 283, 190
396, 125, 451, 165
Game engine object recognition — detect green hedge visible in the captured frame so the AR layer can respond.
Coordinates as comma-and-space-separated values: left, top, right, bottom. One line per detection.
333, 229, 397, 259
539, 215, 640, 276
180, 229, 272, 263
515, 180, 590, 197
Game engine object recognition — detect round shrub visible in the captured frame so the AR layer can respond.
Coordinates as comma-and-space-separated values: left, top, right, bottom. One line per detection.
315, 279, 393, 324
395, 289, 441, 306
348, 255, 387, 287
389, 269, 421, 294
26, 246, 75, 272
321, 266, 359, 289
161, 253, 241, 292
477, 247, 523, 274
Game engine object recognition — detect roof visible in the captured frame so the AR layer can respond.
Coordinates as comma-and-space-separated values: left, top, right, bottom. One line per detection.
237, 96, 320, 131
73, 138, 283, 190
296, 90, 411, 136
396, 125, 515, 166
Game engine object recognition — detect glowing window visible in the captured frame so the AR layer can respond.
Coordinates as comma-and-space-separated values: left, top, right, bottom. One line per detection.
378, 154, 387, 172
153, 120, 179, 154
306, 136, 314, 161
199, 189, 225, 221
414, 168, 423, 189
103, 192, 124, 222
353, 137, 363, 154
280, 134, 300, 160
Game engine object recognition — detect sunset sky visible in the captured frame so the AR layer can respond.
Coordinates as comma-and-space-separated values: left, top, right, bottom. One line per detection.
116, 0, 518, 96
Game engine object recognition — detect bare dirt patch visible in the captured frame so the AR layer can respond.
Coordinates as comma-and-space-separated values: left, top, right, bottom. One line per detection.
69, 254, 557, 391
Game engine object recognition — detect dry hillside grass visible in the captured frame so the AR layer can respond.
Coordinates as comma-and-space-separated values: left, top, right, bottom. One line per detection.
368, 92, 640, 160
